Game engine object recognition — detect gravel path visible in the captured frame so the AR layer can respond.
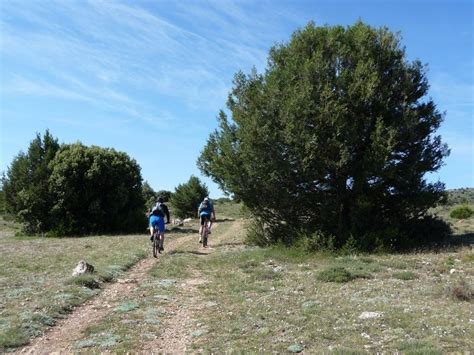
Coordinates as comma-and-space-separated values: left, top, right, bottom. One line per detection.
17, 220, 243, 353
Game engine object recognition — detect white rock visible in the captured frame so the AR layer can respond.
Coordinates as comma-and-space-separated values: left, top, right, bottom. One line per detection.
449, 268, 457, 274
72, 260, 94, 276
173, 218, 183, 226
361, 332, 371, 339
358, 311, 383, 320
183, 218, 192, 223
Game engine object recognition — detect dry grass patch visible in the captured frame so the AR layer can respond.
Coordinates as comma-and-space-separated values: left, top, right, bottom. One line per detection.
189, 245, 473, 352
0, 233, 148, 351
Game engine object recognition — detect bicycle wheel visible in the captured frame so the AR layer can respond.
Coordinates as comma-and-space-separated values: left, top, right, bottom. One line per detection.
159, 236, 164, 253
202, 224, 208, 248
153, 232, 159, 257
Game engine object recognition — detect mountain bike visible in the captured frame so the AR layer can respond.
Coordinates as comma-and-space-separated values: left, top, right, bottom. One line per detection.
201, 217, 211, 248
152, 228, 163, 258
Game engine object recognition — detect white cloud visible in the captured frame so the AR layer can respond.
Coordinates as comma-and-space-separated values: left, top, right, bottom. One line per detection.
0, 0, 318, 124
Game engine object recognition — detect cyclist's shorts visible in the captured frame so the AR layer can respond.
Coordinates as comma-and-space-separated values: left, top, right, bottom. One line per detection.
150, 215, 165, 233
200, 212, 211, 226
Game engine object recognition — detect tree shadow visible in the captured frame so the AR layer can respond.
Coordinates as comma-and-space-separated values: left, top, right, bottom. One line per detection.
421, 232, 474, 253
447, 233, 474, 248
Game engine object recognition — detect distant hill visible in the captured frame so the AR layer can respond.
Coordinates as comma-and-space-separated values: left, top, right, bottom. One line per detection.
447, 188, 474, 205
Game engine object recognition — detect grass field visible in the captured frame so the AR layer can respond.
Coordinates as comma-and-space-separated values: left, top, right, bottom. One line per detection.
190, 245, 473, 352
0, 223, 149, 350
70, 222, 473, 353
0, 194, 473, 352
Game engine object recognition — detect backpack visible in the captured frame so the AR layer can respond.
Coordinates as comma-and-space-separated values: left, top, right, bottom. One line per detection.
152, 203, 165, 217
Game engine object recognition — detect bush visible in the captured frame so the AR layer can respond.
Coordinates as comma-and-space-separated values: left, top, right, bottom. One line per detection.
316, 267, 353, 283
445, 278, 473, 301
3, 133, 147, 236
296, 230, 336, 252
398, 340, 442, 355
450, 205, 474, 219
49, 143, 146, 235
392, 271, 417, 280
171, 176, 209, 218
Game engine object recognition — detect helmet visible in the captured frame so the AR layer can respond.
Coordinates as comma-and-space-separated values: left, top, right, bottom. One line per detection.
204, 197, 209, 201
158, 197, 164, 203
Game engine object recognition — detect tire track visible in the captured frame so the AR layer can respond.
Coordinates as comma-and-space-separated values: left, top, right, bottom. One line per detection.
18, 233, 195, 354
140, 219, 245, 352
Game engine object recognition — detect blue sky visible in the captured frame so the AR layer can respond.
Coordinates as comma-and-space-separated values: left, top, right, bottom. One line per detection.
1, 0, 473, 197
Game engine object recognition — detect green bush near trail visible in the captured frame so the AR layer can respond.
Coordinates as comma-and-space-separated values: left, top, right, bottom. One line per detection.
2, 132, 147, 236
316, 266, 354, 283
450, 205, 474, 219
171, 176, 209, 219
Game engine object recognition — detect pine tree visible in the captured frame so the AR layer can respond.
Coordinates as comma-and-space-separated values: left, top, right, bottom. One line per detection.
171, 176, 209, 218
198, 22, 450, 250
2, 130, 60, 233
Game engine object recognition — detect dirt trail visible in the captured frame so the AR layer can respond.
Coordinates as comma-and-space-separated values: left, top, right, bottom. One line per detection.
18, 233, 195, 354
18, 220, 243, 354
141, 220, 243, 352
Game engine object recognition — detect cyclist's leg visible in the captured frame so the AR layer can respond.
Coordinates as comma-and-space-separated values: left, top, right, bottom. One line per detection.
149, 217, 157, 241
158, 217, 165, 251
202, 216, 210, 247
199, 214, 205, 242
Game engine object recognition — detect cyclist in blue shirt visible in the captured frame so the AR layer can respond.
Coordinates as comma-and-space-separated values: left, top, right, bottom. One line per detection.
149, 197, 170, 252
197, 197, 215, 243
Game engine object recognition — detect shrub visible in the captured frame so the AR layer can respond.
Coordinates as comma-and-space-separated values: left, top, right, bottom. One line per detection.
296, 230, 336, 252
396, 215, 451, 251
392, 271, 417, 280
316, 267, 353, 283
171, 176, 209, 218
0, 326, 30, 350
398, 340, 442, 354
450, 205, 474, 219
49, 143, 146, 235
445, 278, 473, 301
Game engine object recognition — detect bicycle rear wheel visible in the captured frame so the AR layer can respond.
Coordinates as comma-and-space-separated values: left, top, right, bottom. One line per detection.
202, 224, 209, 248
153, 232, 159, 257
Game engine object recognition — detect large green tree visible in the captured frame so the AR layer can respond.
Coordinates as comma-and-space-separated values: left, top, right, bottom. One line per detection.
198, 22, 450, 250
2, 130, 60, 232
142, 181, 158, 209
49, 143, 146, 235
171, 176, 209, 218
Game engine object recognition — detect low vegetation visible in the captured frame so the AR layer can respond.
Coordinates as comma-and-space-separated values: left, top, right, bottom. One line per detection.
0, 226, 148, 350
450, 205, 474, 220
430, 189, 474, 237
0, 196, 473, 352
446, 188, 474, 206
20, 219, 471, 353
